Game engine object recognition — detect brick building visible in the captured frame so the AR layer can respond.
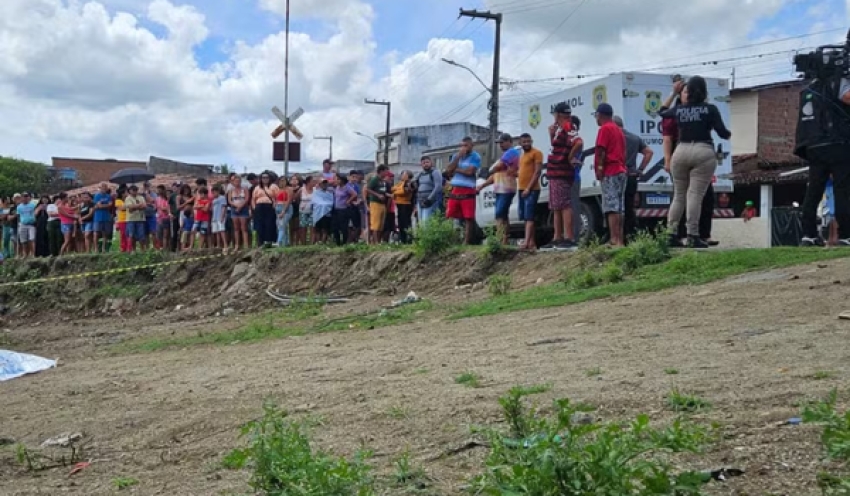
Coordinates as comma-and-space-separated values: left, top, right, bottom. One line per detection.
51, 157, 147, 185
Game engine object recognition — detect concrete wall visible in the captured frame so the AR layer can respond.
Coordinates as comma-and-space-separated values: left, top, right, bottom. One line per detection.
377, 122, 490, 169
52, 158, 147, 185
731, 92, 758, 156
147, 156, 213, 177
711, 218, 770, 249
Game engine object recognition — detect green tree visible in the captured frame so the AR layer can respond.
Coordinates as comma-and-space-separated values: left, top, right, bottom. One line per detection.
0, 157, 49, 198
216, 163, 231, 175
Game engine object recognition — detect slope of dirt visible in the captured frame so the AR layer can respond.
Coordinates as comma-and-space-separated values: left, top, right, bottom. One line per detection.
1, 257, 850, 495
0, 248, 571, 326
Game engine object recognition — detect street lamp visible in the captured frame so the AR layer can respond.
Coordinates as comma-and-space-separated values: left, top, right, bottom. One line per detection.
441, 57, 498, 164
441, 58, 491, 93
354, 131, 379, 147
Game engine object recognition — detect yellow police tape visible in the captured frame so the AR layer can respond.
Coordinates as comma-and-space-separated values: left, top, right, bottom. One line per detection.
0, 253, 225, 288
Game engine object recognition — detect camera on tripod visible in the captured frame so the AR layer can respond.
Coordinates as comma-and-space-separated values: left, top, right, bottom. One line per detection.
793, 30, 850, 80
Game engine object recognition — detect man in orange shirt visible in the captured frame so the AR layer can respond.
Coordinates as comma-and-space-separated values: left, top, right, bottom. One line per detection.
517, 133, 544, 250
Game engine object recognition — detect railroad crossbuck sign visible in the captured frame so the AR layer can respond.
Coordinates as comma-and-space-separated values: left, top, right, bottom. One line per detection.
271, 106, 304, 140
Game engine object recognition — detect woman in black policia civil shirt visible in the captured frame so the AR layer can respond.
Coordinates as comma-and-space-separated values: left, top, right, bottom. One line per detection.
660, 76, 731, 249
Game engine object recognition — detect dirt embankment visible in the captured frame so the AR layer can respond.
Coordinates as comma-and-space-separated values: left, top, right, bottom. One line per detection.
0, 248, 567, 323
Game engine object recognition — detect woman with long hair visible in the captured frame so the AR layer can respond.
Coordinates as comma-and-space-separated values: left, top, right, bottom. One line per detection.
297, 176, 315, 245
46, 195, 62, 256
392, 170, 415, 244
79, 192, 95, 253
34, 195, 51, 257
252, 172, 279, 247
289, 175, 303, 245
227, 173, 250, 251
331, 173, 357, 246
56, 193, 78, 255
275, 176, 293, 247
661, 76, 731, 248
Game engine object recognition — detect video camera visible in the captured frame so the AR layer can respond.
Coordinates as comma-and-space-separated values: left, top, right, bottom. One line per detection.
793, 29, 850, 80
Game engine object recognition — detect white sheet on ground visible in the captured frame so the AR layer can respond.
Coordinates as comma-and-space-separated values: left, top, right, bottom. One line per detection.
0, 350, 57, 381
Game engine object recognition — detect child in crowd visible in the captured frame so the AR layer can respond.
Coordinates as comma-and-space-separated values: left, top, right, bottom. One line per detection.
193, 186, 211, 250
211, 186, 229, 253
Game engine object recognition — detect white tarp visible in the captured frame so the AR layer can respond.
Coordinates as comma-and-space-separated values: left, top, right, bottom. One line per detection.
0, 350, 56, 381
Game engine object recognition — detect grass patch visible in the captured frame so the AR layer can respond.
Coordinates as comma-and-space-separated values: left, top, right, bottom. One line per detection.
487, 274, 512, 297
803, 390, 850, 490
664, 368, 680, 375
585, 367, 602, 377
223, 402, 374, 495
667, 390, 712, 413
471, 386, 716, 494
112, 477, 139, 490
122, 301, 432, 353
387, 405, 411, 420
813, 370, 836, 380
412, 215, 459, 259
453, 247, 850, 320
455, 371, 482, 388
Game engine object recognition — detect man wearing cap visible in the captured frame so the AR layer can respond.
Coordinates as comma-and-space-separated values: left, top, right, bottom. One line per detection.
414, 157, 443, 224
541, 102, 578, 251
594, 103, 628, 247
478, 133, 520, 244
613, 115, 654, 241
15, 192, 39, 258
445, 136, 482, 244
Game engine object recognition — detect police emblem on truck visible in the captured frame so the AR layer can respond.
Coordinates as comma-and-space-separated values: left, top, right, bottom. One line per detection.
644, 90, 662, 118
592, 85, 607, 110
528, 104, 541, 129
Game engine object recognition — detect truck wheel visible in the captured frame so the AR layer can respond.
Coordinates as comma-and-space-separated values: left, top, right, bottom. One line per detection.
579, 200, 602, 243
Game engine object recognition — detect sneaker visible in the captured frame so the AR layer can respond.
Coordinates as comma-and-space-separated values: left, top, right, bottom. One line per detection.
555, 240, 578, 252
539, 240, 562, 252
687, 236, 709, 249
838, 239, 850, 247
706, 239, 720, 247
668, 234, 684, 249
801, 237, 824, 247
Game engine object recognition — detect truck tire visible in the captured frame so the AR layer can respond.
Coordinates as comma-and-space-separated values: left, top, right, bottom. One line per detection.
579, 199, 603, 243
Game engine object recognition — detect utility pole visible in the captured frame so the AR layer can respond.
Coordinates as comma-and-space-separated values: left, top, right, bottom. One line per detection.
731, 67, 736, 90
283, 0, 291, 177
459, 7, 502, 166
365, 99, 391, 169
314, 135, 333, 160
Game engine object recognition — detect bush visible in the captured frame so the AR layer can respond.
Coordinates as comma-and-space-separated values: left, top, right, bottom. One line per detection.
412, 216, 458, 258
223, 402, 374, 495
482, 225, 505, 258
563, 268, 600, 289
471, 387, 715, 495
488, 274, 512, 297
614, 230, 671, 274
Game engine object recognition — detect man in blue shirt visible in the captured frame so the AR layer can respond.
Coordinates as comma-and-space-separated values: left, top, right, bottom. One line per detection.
92, 182, 114, 252
445, 136, 481, 244
16, 192, 38, 258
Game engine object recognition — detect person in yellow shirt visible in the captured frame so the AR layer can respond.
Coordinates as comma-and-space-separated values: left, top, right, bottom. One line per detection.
517, 133, 544, 250
392, 170, 415, 244
114, 187, 129, 252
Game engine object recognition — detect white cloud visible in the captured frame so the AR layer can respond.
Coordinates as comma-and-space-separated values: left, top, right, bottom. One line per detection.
0, 0, 842, 175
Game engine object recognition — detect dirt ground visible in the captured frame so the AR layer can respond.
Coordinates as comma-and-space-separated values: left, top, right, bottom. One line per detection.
2, 254, 850, 495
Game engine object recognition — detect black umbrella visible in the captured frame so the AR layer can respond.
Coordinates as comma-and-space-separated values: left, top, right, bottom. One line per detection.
110, 168, 155, 185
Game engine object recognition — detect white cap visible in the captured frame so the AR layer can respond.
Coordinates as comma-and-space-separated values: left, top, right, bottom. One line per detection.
12, 193, 21, 199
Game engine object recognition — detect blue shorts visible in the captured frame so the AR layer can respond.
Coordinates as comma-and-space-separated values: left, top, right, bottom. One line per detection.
128, 221, 147, 241
182, 218, 194, 232
61, 223, 75, 234
194, 221, 210, 235
518, 190, 540, 222
93, 221, 112, 233
83, 222, 94, 233
494, 192, 515, 221
146, 216, 157, 236
231, 207, 250, 218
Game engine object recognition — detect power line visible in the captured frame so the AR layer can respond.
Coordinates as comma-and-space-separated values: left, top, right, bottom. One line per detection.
509, 0, 590, 72
504, 45, 819, 84
428, 90, 488, 124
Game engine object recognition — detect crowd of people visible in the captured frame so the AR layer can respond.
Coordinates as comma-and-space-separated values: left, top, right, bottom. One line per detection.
0, 160, 447, 260
0, 74, 737, 260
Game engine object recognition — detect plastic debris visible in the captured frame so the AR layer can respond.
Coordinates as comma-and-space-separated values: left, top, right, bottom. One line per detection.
390, 291, 421, 308
0, 350, 57, 382
68, 461, 91, 476
41, 432, 83, 448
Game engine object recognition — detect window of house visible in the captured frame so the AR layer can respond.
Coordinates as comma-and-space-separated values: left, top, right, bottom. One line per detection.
407, 136, 429, 146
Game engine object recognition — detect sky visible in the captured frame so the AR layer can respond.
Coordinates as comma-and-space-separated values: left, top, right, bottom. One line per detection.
0, 0, 847, 174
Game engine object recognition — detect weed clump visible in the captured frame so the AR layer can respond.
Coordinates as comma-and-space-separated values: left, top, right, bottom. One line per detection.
487, 274, 513, 297
412, 216, 458, 258
472, 387, 715, 494
223, 402, 374, 495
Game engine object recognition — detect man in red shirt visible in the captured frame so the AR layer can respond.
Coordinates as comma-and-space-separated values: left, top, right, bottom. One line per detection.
541, 102, 578, 251
594, 103, 627, 246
